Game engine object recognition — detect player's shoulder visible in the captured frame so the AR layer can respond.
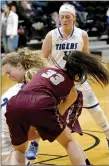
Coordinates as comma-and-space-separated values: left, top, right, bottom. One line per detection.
81, 30, 89, 42
8, 83, 23, 91
75, 26, 89, 39
2, 83, 23, 97
46, 28, 58, 37
76, 26, 88, 38
82, 30, 88, 36
2, 83, 23, 107
75, 26, 87, 34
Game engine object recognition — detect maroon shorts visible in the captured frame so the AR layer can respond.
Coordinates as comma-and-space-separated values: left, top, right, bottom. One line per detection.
63, 91, 83, 135
5, 91, 66, 146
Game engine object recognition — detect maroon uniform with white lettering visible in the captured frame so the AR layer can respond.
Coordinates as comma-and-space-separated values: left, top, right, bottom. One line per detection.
5, 68, 83, 146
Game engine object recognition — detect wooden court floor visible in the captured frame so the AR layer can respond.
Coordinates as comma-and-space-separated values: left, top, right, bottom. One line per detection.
1, 64, 109, 165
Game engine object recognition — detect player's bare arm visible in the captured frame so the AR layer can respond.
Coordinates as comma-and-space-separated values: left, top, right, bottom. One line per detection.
42, 31, 52, 58
58, 86, 77, 115
82, 30, 89, 53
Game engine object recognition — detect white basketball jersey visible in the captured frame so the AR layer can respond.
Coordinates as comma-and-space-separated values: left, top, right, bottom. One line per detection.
1, 83, 23, 155
50, 26, 91, 91
51, 26, 83, 68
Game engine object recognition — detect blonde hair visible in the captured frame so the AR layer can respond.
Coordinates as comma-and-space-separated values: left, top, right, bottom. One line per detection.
2, 48, 49, 70
25, 68, 40, 82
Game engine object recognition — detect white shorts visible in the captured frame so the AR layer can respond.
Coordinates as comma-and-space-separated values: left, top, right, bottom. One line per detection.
76, 81, 99, 108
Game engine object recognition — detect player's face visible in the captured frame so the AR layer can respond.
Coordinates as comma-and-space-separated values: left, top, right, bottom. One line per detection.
2, 63, 26, 83
59, 11, 75, 28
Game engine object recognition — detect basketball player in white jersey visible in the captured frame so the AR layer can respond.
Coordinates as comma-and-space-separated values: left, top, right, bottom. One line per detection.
1, 82, 40, 165
42, 3, 109, 148
1, 83, 24, 164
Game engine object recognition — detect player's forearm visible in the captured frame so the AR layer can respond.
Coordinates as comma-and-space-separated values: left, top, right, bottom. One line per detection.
58, 86, 77, 115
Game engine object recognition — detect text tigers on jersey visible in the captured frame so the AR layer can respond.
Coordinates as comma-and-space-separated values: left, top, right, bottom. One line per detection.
56, 43, 78, 50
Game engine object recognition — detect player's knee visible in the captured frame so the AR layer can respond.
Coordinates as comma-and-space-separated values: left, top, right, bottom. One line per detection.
88, 105, 107, 124
63, 137, 75, 150
57, 127, 73, 149
88, 105, 103, 115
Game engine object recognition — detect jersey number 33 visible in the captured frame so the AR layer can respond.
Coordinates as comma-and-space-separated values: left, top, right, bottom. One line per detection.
42, 69, 65, 85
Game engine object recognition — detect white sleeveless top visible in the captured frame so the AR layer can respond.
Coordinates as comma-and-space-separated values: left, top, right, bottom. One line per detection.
50, 26, 91, 91
51, 26, 83, 68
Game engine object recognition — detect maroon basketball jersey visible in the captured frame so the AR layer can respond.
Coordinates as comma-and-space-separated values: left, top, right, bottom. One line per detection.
22, 68, 74, 101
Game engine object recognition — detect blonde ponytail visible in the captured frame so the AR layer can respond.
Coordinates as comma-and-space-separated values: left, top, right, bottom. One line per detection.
25, 68, 40, 82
